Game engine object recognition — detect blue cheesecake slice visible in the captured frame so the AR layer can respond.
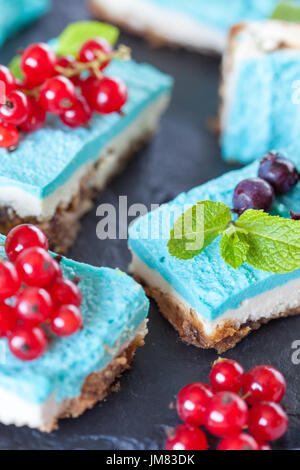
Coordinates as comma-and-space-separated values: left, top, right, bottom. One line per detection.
0, 0, 50, 47
220, 20, 300, 164
128, 150, 300, 353
0, 57, 172, 252
0, 234, 149, 431
89, 0, 297, 54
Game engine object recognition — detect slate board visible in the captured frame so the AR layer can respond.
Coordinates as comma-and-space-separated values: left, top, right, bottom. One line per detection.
0, 0, 299, 450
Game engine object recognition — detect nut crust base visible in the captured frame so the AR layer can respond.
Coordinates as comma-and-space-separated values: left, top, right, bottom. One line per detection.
136, 276, 300, 353
41, 323, 147, 432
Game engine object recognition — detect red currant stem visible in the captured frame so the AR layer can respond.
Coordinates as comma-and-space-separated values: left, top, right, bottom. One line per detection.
72, 276, 81, 285
241, 391, 252, 400
54, 44, 131, 79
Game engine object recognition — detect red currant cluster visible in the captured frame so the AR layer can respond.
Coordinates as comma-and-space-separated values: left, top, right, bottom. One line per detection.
166, 359, 288, 451
0, 224, 83, 361
0, 38, 129, 149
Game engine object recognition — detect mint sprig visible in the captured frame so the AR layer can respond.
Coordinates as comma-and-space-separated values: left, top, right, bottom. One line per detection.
271, 2, 300, 21
56, 21, 119, 56
168, 201, 300, 274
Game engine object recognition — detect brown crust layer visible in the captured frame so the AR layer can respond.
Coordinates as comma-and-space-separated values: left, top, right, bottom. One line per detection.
135, 276, 300, 353
41, 324, 147, 432
88, 0, 220, 55
0, 129, 154, 254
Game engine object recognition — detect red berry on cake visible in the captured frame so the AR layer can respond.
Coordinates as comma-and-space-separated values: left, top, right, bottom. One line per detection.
16, 247, 57, 287
21, 42, 56, 85
15, 287, 53, 326
60, 96, 92, 128
176, 382, 213, 426
5, 224, 49, 262
0, 303, 18, 337
0, 122, 19, 149
0, 65, 16, 94
88, 77, 128, 114
19, 97, 46, 133
51, 304, 83, 337
39, 75, 77, 114
48, 278, 82, 307
0, 260, 21, 300
8, 325, 48, 361
78, 38, 112, 71
0, 90, 30, 126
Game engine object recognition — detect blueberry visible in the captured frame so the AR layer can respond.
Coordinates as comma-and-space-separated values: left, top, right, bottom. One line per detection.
233, 178, 275, 215
258, 152, 299, 195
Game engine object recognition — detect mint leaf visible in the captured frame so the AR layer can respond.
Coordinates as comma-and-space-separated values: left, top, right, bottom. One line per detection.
236, 210, 300, 273
220, 226, 249, 269
57, 21, 119, 56
8, 55, 22, 79
168, 201, 231, 260
271, 2, 300, 21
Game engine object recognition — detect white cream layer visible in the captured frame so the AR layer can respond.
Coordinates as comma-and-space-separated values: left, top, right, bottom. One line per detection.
0, 94, 170, 221
0, 321, 147, 431
221, 20, 300, 129
90, 0, 225, 53
130, 252, 300, 337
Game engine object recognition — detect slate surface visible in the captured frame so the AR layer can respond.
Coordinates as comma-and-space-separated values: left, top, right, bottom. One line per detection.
0, 0, 299, 450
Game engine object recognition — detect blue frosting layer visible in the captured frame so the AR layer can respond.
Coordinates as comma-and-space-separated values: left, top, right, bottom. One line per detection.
148, 0, 291, 32
0, 0, 50, 47
0, 235, 149, 404
128, 151, 300, 323
222, 49, 300, 164
0, 60, 172, 199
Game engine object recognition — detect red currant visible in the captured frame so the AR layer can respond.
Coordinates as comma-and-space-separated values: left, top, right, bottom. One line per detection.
0, 65, 16, 94
0, 303, 17, 337
210, 359, 245, 393
88, 77, 128, 114
205, 391, 248, 438
51, 304, 83, 336
39, 76, 77, 114
60, 95, 92, 128
248, 402, 288, 442
176, 382, 213, 426
165, 424, 208, 451
217, 433, 259, 451
8, 325, 47, 361
5, 224, 49, 262
21, 42, 56, 85
0, 90, 30, 125
16, 287, 53, 326
0, 260, 20, 300
19, 97, 46, 133
0, 122, 19, 149
78, 38, 112, 71
243, 365, 286, 405
48, 278, 82, 307
16, 247, 56, 287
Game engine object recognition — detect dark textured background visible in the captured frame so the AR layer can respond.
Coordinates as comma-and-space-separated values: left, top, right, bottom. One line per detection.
0, 0, 299, 450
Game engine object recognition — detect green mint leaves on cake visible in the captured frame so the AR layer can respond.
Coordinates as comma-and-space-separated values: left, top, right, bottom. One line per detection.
56, 21, 120, 56
271, 2, 300, 22
168, 201, 300, 274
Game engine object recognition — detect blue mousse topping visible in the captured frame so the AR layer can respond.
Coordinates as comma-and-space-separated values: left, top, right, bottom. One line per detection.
0, 60, 172, 199
148, 0, 291, 33
0, 0, 50, 47
128, 151, 300, 323
222, 49, 300, 164
0, 235, 149, 404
